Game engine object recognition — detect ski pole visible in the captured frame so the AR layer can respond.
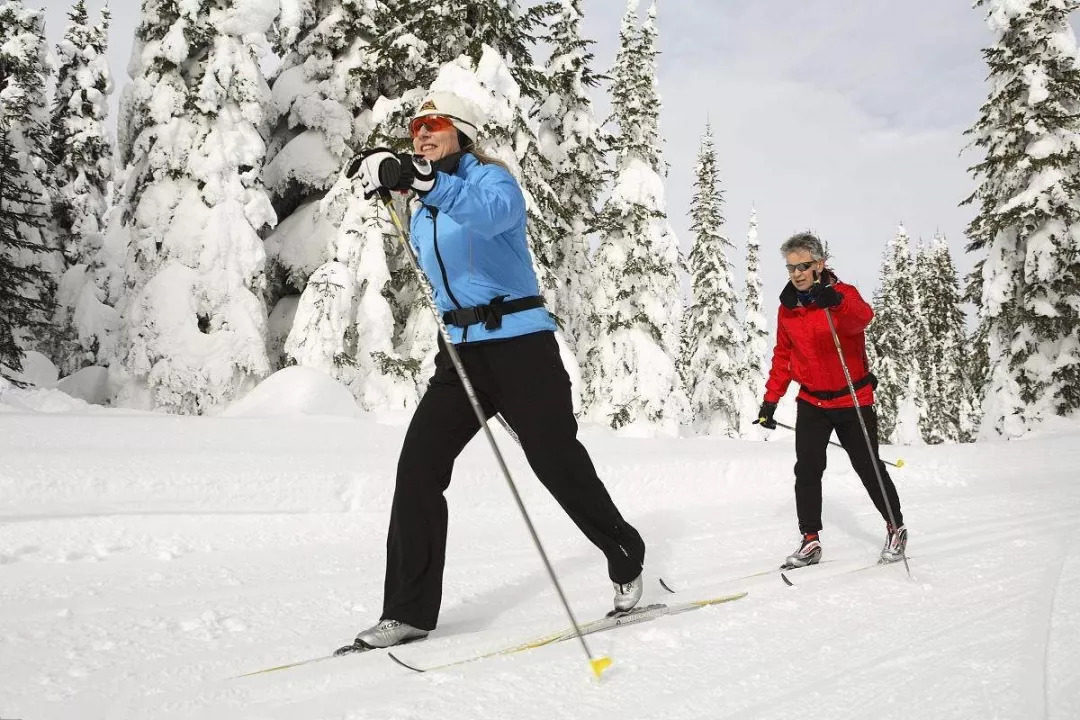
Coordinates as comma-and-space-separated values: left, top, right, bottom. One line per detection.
376, 192, 611, 679
823, 308, 910, 577
771, 420, 904, 468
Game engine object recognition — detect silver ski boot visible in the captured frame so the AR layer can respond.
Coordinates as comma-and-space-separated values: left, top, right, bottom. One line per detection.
781, 533, 822, 570
613, 572, 643, 613
335, 619, 428, 655
879, 524, 908, 564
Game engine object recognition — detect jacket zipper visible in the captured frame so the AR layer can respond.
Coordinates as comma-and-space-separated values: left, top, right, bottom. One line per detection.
427, 206, 468, 343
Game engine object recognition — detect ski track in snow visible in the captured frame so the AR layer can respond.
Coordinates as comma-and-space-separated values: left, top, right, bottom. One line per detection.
1, 410, 1079, 719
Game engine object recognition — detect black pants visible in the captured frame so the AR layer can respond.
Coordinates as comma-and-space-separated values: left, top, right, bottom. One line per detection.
382, 331, 645, 630
794, 399, 904, 535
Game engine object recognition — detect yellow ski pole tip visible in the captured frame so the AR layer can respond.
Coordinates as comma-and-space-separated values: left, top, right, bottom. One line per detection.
896, 458, 905, 468
590, 656, 613, 678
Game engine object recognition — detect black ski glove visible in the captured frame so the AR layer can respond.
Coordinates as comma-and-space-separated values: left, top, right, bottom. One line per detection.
755, 401, 777, 429
808, 281, 842, 308
346, 148, 436, 198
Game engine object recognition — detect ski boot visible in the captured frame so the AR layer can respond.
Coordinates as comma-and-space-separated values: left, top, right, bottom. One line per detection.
612, 572, 643, 615
334, 619, 428, 656
781, 533, 822, 570
879, 524, 908, 564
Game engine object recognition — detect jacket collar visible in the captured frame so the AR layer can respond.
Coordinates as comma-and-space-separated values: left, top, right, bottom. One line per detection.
779, 267, 838, 309
456, 151, 480, 175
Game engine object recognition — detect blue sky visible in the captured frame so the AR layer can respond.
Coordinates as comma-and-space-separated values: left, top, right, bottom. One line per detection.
42, 0, 998, 307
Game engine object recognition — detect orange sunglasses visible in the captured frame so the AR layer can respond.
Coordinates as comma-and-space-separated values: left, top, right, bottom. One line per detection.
409, 115, 456, 137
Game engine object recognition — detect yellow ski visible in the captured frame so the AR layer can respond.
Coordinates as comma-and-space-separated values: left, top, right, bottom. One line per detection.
388, 590, 748, 673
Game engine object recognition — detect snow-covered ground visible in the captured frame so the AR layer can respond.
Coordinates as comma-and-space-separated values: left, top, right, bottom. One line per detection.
2, 378, 1079, 720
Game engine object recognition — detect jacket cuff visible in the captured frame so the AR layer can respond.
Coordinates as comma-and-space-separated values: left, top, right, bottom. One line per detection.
418, 171, 457, 206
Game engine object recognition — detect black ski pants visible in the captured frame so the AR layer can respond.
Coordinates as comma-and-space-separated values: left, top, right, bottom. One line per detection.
793, 399, 904, 536
382, 330, 645, 631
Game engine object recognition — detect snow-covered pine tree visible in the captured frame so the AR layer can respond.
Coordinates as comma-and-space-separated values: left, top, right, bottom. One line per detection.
964, 0, 1080, 437
533, 0, 607, 356
50, 0, 116, 376
0, 1, 58, 378
112, 0, 276, 413
264, 0, 372, 219
582, 0, 685, 433
738, 206, 769, 433
913, 233, 974, 443
375, 0, 542, 95
680, 123, 740, 436
866, 224, 921, 443
905, 236, 934, 444
260, 0, 423, 409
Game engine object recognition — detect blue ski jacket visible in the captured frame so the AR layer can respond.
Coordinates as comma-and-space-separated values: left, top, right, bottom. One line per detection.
409, 152, 556, 344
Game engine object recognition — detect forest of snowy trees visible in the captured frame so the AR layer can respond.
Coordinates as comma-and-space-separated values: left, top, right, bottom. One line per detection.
2, 0, 1078, 442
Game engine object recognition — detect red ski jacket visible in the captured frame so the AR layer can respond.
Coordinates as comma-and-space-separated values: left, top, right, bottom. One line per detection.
764, 270, 876, 410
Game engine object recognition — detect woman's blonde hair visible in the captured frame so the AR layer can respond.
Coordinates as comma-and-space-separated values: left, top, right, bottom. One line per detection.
466, 144, 511, 173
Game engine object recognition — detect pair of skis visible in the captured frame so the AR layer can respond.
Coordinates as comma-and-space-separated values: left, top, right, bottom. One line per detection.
234, 555, 904, 679
232, 589, 747, 678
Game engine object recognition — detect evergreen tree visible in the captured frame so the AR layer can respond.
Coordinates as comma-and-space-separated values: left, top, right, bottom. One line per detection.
533, 0, 607, 355
112, 0, 276, 413
738, 206, 769, 433
372, 0, 545, 96
261, 0, 425, 408
50, 0, 116, 375
0, 1, 58, 378
582, 0, 685, 432
680, 123, 740, 435
964, 0, 1080, 437
866, 224, 921, 443
263, 0, 380, 220
913, 233, 975, 443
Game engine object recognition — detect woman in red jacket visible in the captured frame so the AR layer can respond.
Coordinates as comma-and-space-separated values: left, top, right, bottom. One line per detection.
755, 232, 906, 569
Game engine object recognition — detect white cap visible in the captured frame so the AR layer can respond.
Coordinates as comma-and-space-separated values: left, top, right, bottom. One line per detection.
411, 91, 483, 143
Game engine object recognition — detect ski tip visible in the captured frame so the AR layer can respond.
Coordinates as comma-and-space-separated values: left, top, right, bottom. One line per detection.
388, 651, 423, 673
658, 577, 677, 593
781, 572, 794, 587
590, 656, 613, 678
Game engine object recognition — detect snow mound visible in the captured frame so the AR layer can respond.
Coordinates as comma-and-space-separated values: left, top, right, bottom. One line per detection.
219, 366, 360, 418
55, 367, 112, 405
0, 385, 93, 414
11, 350, 59, 387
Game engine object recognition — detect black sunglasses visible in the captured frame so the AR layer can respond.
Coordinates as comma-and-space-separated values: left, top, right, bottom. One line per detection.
785, 261, 817, 274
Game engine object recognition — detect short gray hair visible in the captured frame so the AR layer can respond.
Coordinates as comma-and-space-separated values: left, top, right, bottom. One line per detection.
780, 232, 826, 261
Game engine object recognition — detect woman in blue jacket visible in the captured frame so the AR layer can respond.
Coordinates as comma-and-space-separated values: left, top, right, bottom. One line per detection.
337, 92, 646, 651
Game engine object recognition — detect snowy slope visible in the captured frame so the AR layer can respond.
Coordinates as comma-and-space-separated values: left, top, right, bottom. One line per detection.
1, 382, 1078, 720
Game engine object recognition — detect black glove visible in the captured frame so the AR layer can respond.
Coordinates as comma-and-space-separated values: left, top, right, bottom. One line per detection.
755, 401, 777, 429
346, 148, 436, 198
807, 280, 842, 308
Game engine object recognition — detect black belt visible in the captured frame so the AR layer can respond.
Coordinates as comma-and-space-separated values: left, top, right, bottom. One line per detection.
442, 295, 544, 331
802, 373, 877, 401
